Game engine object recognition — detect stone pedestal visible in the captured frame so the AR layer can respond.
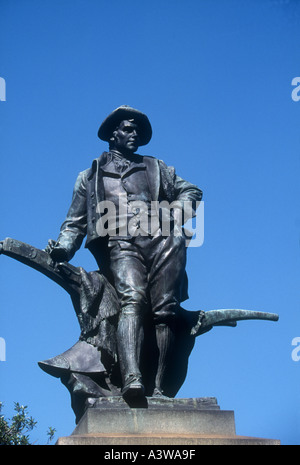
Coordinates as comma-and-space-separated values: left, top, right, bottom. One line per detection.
56, 397, 280, 445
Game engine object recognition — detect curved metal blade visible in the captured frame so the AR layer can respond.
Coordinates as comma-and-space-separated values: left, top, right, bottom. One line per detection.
191, 309, 279, 336
0, 237, 81, 297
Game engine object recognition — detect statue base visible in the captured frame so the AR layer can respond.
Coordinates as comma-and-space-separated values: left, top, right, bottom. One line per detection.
56, 397, 280, 445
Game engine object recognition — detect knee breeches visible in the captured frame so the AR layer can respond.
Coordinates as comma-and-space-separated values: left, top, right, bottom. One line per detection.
107, 234, 186, 324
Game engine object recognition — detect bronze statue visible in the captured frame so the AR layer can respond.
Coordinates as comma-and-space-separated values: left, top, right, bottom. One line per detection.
46, 105, 203, 401
0, 106, 278, 423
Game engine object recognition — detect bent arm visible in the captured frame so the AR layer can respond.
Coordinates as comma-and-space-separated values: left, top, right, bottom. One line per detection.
159, 159, 203, 225
173, 174, 203, 225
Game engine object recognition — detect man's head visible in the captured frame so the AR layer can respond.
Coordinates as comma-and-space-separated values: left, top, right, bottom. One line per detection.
110, 119, 140, 154
98, 106, 152, 153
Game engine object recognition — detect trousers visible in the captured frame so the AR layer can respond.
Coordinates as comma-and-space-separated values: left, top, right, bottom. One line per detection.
107, 233, 186, 323
90, 232, 187, 392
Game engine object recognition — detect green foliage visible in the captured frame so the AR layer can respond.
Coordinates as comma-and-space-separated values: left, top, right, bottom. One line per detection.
0, 402, 56, 445
46, 426, 56, 444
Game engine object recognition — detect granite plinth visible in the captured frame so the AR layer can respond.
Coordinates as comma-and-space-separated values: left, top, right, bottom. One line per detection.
57, 435, 280, 445
56, 397, 280, 445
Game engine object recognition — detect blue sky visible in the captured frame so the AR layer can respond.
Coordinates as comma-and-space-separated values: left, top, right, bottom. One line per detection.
0, 0, 299, 445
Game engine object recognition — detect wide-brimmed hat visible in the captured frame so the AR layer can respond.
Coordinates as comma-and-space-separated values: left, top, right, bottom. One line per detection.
98, 105, 152, 146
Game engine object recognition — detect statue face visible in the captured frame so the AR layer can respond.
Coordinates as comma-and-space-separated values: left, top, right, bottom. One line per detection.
111, 120, 140, 154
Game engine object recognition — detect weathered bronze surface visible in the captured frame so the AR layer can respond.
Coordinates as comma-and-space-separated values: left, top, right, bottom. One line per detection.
0, 106, 278, 423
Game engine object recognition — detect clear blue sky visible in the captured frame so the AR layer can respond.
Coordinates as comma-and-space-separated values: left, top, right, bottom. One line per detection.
0, 0, 299, 445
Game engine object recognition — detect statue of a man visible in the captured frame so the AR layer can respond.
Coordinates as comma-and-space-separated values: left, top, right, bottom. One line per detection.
49, 106, 203, 400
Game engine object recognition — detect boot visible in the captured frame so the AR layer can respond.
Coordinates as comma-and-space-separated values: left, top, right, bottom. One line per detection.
153, 323, 175, 398
117, 308, 145, 399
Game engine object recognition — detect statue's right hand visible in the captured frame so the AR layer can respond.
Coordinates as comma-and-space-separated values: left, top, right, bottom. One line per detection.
50, 247, 69, 262
44, 239, 68, 262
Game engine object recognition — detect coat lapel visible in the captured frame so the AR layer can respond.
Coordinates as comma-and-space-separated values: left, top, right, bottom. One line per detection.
143, 156, 160, 201
87, 152, 108, 207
